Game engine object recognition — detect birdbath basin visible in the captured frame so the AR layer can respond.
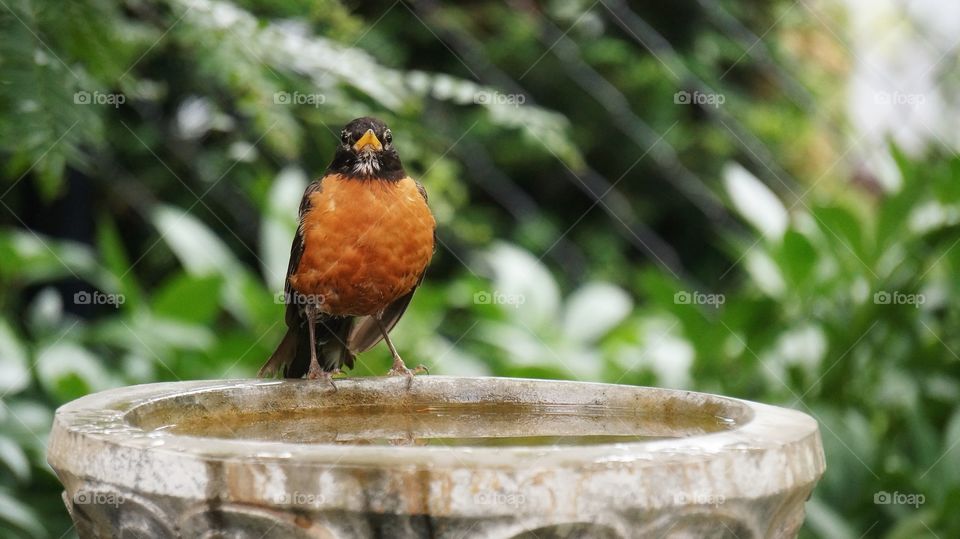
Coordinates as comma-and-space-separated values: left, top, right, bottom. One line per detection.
47, 376, 825, 538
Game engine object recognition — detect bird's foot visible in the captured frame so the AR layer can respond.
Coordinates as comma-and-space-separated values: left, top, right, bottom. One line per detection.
307, 364, 338, 392
386, 363, 429, 376
386, 358, 411, 377
411, 364, 429, 375
321, 372, 338, 392
386, 358, 428, 389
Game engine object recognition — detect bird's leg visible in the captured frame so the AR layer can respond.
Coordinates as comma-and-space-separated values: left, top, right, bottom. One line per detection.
305, 303, 324, 380
304, 303, 337, 390
377, 316, 429, 381
378, 316, 408, 376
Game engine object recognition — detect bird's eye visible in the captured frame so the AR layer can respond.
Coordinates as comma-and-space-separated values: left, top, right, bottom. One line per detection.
340, 130, 349, 144
383, 129, 392, 144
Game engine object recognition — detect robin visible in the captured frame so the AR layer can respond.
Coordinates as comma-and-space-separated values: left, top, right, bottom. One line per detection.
259, 117, 436, 384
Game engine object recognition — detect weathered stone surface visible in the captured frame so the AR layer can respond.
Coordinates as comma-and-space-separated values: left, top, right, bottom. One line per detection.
48, 376, 825, 538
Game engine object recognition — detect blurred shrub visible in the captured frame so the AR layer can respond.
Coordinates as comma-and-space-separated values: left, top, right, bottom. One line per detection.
0, 0, 956, 538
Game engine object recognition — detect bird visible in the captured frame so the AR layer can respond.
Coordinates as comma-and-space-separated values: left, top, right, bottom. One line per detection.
258, 117, 436, 385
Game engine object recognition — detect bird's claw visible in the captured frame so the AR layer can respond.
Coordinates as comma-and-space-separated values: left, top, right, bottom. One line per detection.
412, 364, 429, 375
387, 365, 412, 377
387, 360, 429, 390
307, 366, 338, 392
387, 363, 430, 377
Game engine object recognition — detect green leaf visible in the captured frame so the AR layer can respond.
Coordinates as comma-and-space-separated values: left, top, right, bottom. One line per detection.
0, 230, 98, 285
1, 401, 53, 452
803, 497, 857, 539
152, 274, 224, 325
233, 272, 281, 327
0, 3, 99, 201
777, 230, 817, 287
744, 249, 786, 298
886, 509, 942, 539
723, 162, 787, 241
0, 436, 30, 482
938, 406, 960, 486
151, 205, 242, 278
0, 322, 29, 396
477, 242, 560, 329
0, 488, 44, 538
812, 206, 866, 263
96, 214, 141, 308
25, 288, 64, 337
151, 204, 258, 324
562, 282, 633, 344
94, 313, 214, 356
260, 166, 306, 292
36, 343, 112, 402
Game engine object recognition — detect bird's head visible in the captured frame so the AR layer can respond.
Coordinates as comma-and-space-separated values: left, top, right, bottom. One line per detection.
328, 117, 404, 180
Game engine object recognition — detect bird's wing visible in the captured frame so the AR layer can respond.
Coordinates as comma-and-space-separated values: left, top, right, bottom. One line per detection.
283, 178, 324, 328
346, 179, 434, 354
259, 178, 325, 378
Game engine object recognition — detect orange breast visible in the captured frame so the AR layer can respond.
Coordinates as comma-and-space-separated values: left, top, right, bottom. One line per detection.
289, 174, 436, 316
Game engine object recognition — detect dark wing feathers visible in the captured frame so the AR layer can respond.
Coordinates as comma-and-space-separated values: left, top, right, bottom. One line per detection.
259, 179, 326, 378
283, 180, 323, 326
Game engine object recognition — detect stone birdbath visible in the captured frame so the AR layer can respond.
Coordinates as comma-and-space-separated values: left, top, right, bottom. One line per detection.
47, 376, 825, 538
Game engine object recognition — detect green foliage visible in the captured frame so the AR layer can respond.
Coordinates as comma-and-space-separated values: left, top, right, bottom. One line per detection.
0, 0, 956, 538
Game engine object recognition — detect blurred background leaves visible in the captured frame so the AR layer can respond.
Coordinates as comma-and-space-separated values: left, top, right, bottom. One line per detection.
1, 0, 959, 537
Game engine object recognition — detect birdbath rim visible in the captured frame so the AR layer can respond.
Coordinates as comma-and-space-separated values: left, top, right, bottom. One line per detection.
49, 376, 821, 469
47, 376, 826, 533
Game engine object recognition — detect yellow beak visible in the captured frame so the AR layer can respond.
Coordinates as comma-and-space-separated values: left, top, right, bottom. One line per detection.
352, 129, 382, 152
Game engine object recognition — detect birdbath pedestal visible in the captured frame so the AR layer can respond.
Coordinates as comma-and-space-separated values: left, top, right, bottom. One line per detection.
47, 376, 825, 538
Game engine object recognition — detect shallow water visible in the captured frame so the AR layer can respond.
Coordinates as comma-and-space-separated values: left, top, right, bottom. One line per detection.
163, 402, 735, 446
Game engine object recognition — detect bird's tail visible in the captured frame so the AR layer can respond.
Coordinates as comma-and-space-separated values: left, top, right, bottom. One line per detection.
258, 318, 357, 378
257, 326, 298, 377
